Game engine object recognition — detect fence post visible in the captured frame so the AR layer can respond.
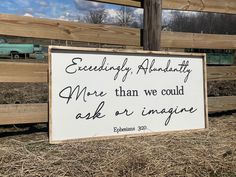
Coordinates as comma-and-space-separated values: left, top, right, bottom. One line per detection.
143, 0, 162, 51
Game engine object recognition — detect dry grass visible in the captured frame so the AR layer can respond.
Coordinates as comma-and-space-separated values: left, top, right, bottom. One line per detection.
0, 81, 236, 105
0, 115, 235, 177
0, 83, 48, 104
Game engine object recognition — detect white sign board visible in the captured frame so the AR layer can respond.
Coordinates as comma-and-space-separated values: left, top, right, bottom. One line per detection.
49, 47, 208, 143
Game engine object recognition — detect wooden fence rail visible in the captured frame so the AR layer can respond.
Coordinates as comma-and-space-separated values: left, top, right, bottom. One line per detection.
0, 62, 48, 83
0, 60, 235, 125
1, 95, 236, 125
0, 0, 235, 126
0, 104, 48, 125
1, 62, 236, 83
0, 14, 236, 49
92, 0, 236, 14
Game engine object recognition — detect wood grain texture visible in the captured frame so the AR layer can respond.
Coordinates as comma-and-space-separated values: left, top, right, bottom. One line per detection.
161, 31, 236, 49
0, 62, 235, 83
0, 96, 235, 125
92, 0, 236, 14
0, 103, 48, 125
208, 96, 236, 113
0, 14, 140, 46
91, 0, 141, 7
1, 14, 235, 49
143, 0, 162, 51
207, 66, 236, 81
0, 62, 47, 83
163, 0, 236, 14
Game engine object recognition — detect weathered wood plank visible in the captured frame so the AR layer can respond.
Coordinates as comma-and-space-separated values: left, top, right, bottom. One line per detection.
0, 103, 48, 125
143, 0, 162, 50
91, 0, 236, 14
208, 96, 236, 113
91, 0, 141, 7
207, 66, 236, 81
1, 14, 235, 49
0, 96, 235, 124
0, 62, 47, 83
0, 14, 140, 46
161, 31, 236, 49
0, 62, 235, 83
163, 0, 236, 14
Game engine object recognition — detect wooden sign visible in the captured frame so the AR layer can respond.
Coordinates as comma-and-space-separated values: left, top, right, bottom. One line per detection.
49, 46, 208, 144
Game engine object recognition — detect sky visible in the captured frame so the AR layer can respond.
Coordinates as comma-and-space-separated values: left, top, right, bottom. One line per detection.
0, 0, 144, 22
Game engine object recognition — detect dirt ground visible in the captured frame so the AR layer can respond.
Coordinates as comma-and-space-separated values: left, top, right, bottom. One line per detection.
0, 83, 48, 104
0, 80, 235, 104
0, 115, 235, 177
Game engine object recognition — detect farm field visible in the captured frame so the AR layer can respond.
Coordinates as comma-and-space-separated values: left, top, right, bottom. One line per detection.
0, 114, 235, 176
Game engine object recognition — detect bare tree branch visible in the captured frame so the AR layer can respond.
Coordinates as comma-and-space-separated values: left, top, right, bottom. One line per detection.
116, 6, 134, 27
84, 9, 107, 24
168, 11, 236, 35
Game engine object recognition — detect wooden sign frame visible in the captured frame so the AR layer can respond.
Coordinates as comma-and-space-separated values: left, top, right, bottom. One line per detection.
49, 46, 208, 144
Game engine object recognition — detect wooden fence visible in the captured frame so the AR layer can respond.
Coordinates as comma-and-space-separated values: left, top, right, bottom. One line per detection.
0, 0, 236, 125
